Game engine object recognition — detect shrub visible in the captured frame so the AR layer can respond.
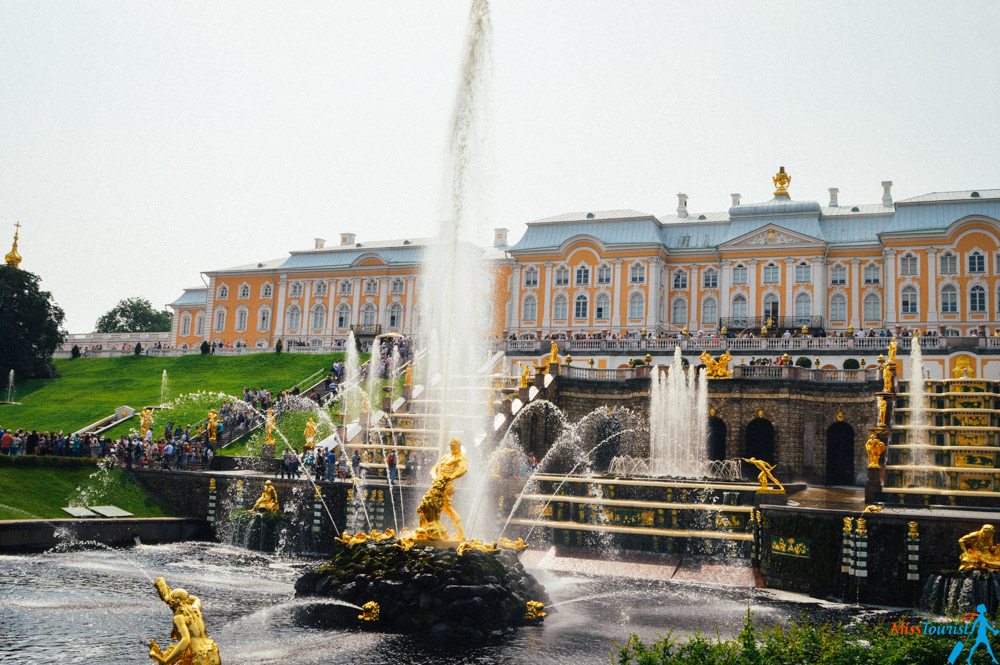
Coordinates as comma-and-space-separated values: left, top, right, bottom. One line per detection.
843, 358, 861, 369
133, 342, 142, 356
275, 339, 283, 354
70, 345, 81, 359
200, 341, 210, 355
0, 454, 100, 469
795, 356, 812, 369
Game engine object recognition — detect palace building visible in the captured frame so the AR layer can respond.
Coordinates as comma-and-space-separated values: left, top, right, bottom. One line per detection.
169, 168, 1000, 352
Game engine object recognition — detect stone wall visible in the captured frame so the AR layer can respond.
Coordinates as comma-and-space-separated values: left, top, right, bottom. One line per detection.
0, 518, 209, 554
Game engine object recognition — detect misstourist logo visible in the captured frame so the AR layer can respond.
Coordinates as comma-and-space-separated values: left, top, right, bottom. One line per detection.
890, 604, 999, 664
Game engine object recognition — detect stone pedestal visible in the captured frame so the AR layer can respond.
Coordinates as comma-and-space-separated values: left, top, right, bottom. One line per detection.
865, 467, 882, 504
754, 490, 788, 506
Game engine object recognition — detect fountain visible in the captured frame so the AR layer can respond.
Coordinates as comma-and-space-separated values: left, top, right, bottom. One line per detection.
159, 369, 169, 407
648, 346, 708, 477
2, 369, 14, 403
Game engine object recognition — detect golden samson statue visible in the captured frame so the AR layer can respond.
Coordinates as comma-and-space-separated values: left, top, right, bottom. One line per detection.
148, 577, 220, 665
252, 480, 280, 513
415, 438, 468, 541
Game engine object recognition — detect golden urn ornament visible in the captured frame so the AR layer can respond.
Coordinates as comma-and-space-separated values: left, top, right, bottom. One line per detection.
772, 166, 792, 197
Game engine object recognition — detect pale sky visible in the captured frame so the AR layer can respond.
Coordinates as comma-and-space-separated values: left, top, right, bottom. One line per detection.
2, 1, 998, 332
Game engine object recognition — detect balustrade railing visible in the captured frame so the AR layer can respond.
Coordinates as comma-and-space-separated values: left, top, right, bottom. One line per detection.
500, 335, 950, 354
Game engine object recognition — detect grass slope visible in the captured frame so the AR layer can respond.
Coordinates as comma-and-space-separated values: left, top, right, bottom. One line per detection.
0, 354, 343, 433
0, 464, 175, 520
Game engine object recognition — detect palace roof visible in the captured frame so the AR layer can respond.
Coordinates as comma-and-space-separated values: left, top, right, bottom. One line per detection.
169, 288, 207, 307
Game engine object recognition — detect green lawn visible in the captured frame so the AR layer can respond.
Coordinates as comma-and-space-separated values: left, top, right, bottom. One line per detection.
220, 409, 340, 457
0, 354, 344, 434
0, 464, 175, 520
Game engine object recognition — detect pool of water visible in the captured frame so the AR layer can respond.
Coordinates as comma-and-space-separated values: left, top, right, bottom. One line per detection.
0, 542, 864, 664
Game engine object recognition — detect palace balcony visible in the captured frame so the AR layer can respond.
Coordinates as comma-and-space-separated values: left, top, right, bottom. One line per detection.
493, 335, 952, 355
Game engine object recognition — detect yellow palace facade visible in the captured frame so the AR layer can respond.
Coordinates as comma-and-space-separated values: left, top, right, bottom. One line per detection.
169, 169, 1000, 351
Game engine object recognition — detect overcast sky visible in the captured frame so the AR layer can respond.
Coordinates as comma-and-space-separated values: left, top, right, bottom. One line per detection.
2, 1, 999, 332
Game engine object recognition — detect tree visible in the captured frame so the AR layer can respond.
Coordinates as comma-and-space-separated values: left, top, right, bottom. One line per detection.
95, 297, 171, 333
275, 338, 283, 354
0, 265, 66, 379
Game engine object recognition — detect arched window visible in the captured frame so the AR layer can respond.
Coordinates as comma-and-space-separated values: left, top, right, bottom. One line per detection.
575, 265, 590, 286
364, 279, 378, 294
703, 269, 718, 289
794, 292, 811, 323
554, 266, 569, 286
286, 305, 301, 330
290, 282, 303, 297
795, 262, 811, 283
553, 294, 568, 320
629, 293, 644, 319
940, 253, 957, 275
261, 283, 273, 298
900, 255, 918, 276
391, 278, 404, 293
732, 265, 747, 285
388, 302, 403, 328
258, 307, 271, 331
238, 283, 250, 299
830, 294, 847, 322
901, 286, 918, 314
574, 294, 588, 319
763, 263, 779, 284
596, 293, 610, 320
731, 294, 748, 321
969, 252, 986, 274
673, 270, 688, 289
830, 265, 847, 285
235, 307, 248, 332
214, 307, 226, 332
597, 265, 612, 284
863, 293, 881, 321
217, 284, 229, 300
630, 263, 645, 284
522, 296, 537, 321
180, 314, 191, 337
864, 264, 881, 284
315, 281, 328, 296
762, 293, 779, 319
971, 285, 986, 312
194, 313, 204, 337
524, 267, 538, 287
671, 298, 687, 325
336, 305, 351, 329
311, 304, 326, 329
941, 285, 958, 314
702, 297, 718, 325
361, 303, 377, 326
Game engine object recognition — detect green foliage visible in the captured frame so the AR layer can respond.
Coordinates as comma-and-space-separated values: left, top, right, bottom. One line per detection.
95, 296, 171, 333
275, 338, 283, 354
0, 454, 98, 468
71, 344, 81, 359
0, 264, 66, 380
795, 357, 812, 369
200, 340, 210, 355
843, 358, 861, 369
133, 342, 142, 356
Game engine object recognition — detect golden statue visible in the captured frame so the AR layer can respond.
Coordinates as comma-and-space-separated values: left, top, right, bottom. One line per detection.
953, 356, 975, 379
148, 577, 220, 665
252, 480, 280, 513
404, 364, 413, 386
882, 359, 895, 394
887, 338, 897, 366
699, 350, 733, 379
415, 438, 468, 541
862, 504, 883, 513
877, 396, 887, 427
264, 408, 276, 445
519, 364, 531, 389
524, 600, 547, 621
358, 601, 380, 622
743, 457, 784, 493
548, 341, 560, 369
772, 166, 792, 197
4, 221, 22, 268
498, 536, 529, 552
140, 408, 154, 439
303, 417, 317, 451
958, 524, 1000, 571
206, 410, 218, 444
865, 433, 886, 469
457, 539, 497, 556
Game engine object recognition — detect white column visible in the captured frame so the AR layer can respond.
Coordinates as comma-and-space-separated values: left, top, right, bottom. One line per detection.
926, 248, 938, 324
204, 277, 216, 341
784, 260, 795, 318
351, 278, 362, 326
611, 259, 622, 329
511, 265, 522, 331
404, 277, 416, 335
647, 259, 660, 329
302, 281, 312, 338
541, 263, 552, 330
748, 260, 758, 318
884, 250, 897, 326
850, 260, 861, 328
325, 282, 336, 345
274, 276, 287, 338
688, 264, 697, 330
812, 257, 826, 321
719, 260, 732, 319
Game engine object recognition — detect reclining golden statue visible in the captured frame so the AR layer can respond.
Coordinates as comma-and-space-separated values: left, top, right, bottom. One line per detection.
252, 480, 280, 513
959, 524, 1000, 571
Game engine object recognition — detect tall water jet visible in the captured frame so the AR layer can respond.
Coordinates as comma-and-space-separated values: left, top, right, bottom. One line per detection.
908, 335, 930, 467
159, 369, 169, 407
366, 336, 382, 408
5, 369, 13, 403
343, 331, 360, 416
419, 0, 495, 535
649, 346, 708, 477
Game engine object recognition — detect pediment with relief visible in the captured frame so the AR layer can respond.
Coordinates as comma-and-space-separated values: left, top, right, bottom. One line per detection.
720, 224, 826, 250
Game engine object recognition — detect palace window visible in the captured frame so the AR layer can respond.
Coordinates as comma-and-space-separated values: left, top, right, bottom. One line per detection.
258, 307, 271, 331
732, 265, 747, 285
213, 307, 226, 332
703, 269, 718, 289
863, 264, 881, 284
361, 303, 377, 326
629, 293, 644, 319
969, 252, 986, 274
673, 270, 688, 290
795, 262, 811, 283
391, 278, 404, 294
180, 314, 191, 337
339, 281, 353, 295
262, 283, 273, 298
554, 266, 570, 286
597, 265, 612, 284
290, 282, 303, 297
524, 267, 539, 287
575, 265, 590, 286
311, 304, 326, 329
830, 265, 847, 285
702, 297, 718, 325
388, 302, 403, 328
971, 285, 987, 312
671, 298, 687, 325
900, 255, 918, 276
830, 294, 847, 322
217, 285, 229, 300
595, 294, 610, 320
794, 292, 811, 323
364, 279, 378, 294
901, 286, 918, 314
940, 253, 957, 275
630, 263, 645, 284
941, 285, 958, 314
315, 281, 328, 296
522, 296, 537, 321
336, 305, 350, 329
574, 295, 589, 319
763, 263, 779, 284
763, 293, 779, 319
238, 284, 250, 299
553, 294, 568, 320
863, 293, 881, 321
194, 313, 204, 337
235, 307, 248, 332
286, 305, 301, 331
731, 294, 748, 320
